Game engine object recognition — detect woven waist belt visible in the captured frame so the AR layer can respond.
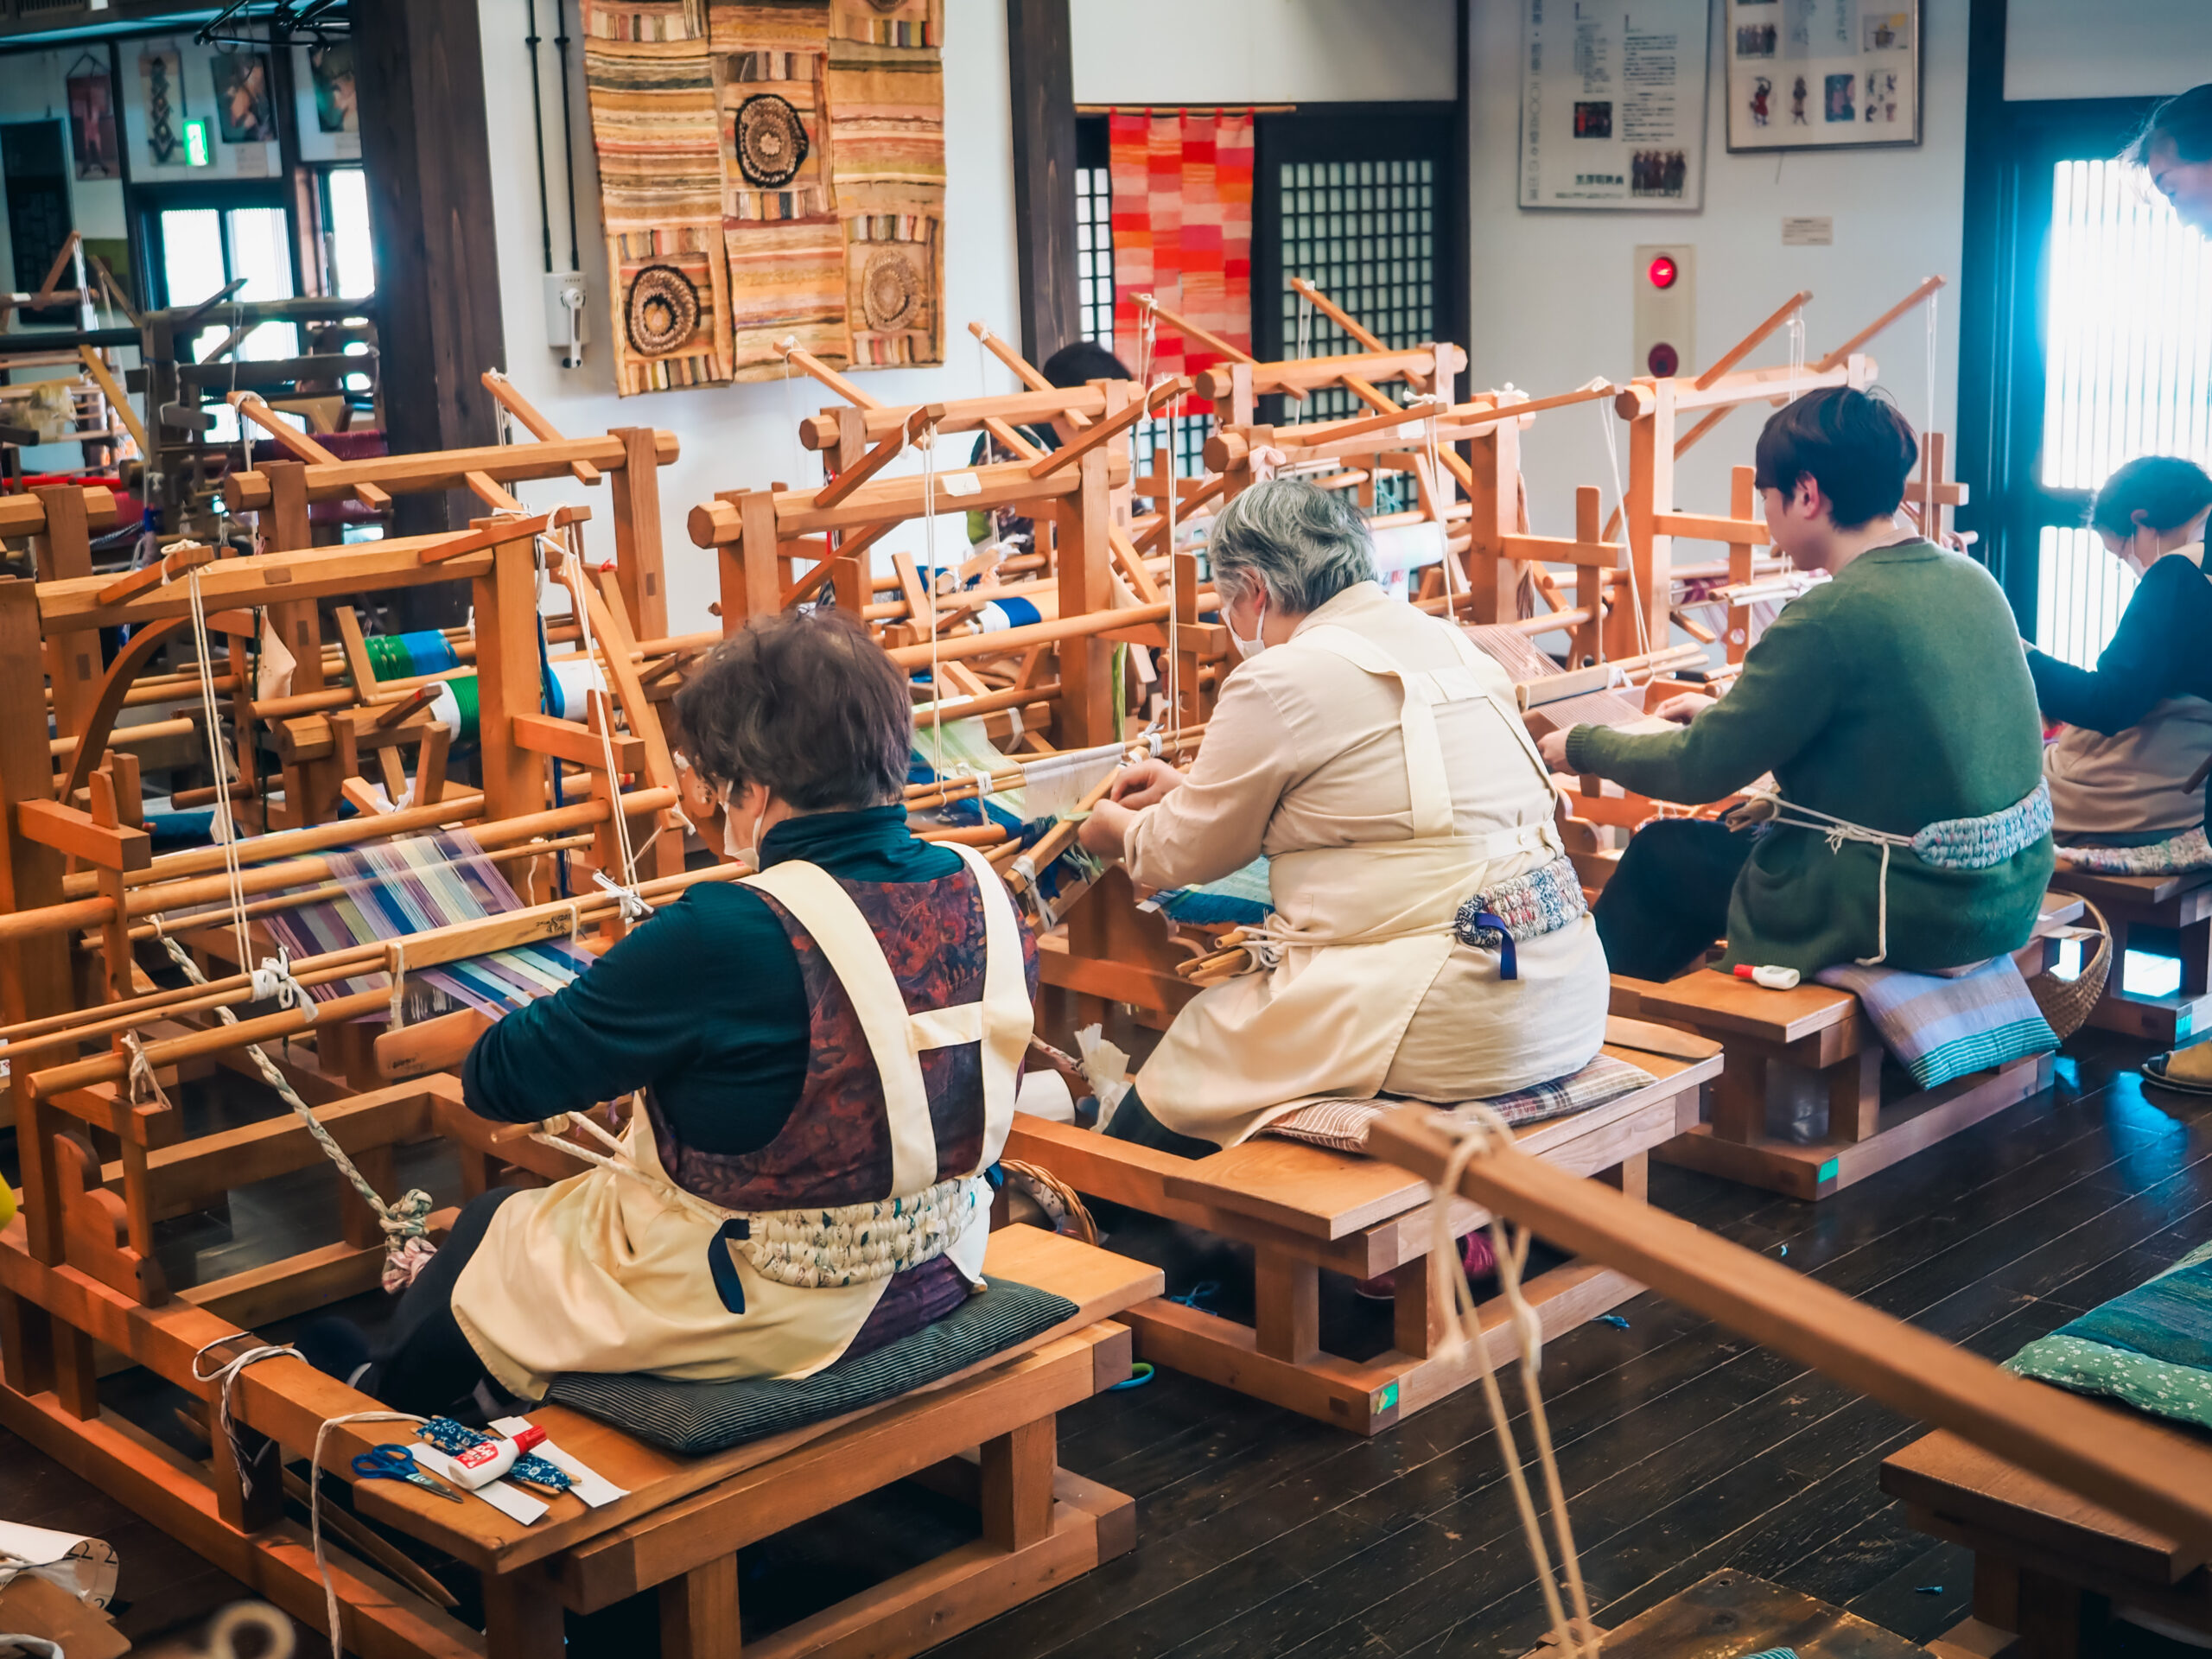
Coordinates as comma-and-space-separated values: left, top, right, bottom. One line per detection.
1450, 854, 1590, 981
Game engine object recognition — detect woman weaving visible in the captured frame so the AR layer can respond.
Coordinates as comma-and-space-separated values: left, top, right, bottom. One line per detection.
1075, 479, 1611, 1156
303, 611, 1037, 1416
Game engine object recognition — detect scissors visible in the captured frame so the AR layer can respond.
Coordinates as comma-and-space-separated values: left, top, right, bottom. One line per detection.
351, 1442, 464, 1503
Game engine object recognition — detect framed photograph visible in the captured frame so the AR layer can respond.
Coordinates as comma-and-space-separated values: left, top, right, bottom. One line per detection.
1725, 0, 1921, 153
308, 41, 355, 134
1519, 0, 1712, 211
66, 68, 118, 180
211, 50, 276, 143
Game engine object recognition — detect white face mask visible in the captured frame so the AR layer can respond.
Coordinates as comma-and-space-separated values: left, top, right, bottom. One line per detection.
721, 790, 761, 868
1227, 591, 1268, 660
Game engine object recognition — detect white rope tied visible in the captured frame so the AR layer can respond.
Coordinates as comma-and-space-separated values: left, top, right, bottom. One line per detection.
1732, 786, 1911, 965
592, 868, 656, 923
121, 1030, 170, 1109
249, 945, 316, 1020
156, 933, 436, 1288
191, 1339, 303, 1503
1426, 1109, 1598, 1659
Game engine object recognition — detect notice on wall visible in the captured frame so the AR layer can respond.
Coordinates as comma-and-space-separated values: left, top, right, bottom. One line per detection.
1725, 0, 1921, 153
1520, 0, 1711, 211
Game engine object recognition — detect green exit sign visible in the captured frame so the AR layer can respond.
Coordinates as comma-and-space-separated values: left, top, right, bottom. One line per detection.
182, 118, 212, 168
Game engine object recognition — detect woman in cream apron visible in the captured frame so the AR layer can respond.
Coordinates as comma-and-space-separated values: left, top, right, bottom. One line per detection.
1080, 480, 1611, 1152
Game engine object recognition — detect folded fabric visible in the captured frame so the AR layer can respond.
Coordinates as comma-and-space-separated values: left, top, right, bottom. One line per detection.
1141, 856, 1274, 928
2054, 825, 2212, 876
545, 1277, 1077, 1455
2005, 1242, 2212, 1433
1264, 1052, 1656, 1154
1815, 956, 2058, 1090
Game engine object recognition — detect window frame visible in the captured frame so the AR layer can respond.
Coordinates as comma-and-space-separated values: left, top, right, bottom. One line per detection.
135, 179, 299, 310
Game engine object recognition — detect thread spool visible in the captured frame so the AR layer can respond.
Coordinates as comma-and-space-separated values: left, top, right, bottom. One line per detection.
976, 595, 1043, 633
364, 630, 459, 682
427, 676, 481, 749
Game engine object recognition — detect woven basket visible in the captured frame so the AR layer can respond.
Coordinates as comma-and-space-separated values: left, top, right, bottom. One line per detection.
2027, 898, 2111, 1040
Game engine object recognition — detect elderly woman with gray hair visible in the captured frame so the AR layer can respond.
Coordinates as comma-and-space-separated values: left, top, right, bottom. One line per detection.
1077, 479, 1611, 1154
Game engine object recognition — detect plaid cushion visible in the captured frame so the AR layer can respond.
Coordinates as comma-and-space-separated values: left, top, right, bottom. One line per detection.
1263, 1052, 1657, 1154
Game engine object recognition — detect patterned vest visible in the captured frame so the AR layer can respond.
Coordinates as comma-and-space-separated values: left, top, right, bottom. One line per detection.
647, 860, 1039, 1211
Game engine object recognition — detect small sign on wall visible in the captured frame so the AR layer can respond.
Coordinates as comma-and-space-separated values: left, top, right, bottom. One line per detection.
1782, 215, 1834, 245
1726, 0, 1921, 152
1519, 0, 1712, 210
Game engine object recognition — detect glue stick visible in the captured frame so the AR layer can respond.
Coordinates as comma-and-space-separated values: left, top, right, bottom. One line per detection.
447, 1422, 549, 1491
1732, 963, 1800, 991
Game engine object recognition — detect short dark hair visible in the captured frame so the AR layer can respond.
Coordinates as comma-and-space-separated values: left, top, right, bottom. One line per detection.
2128, 83, 2212, 167
2088, 455, 2212, 539
1753, 386, 1920, 530
1041, 341, 1133, 388
673, 609, 911, 810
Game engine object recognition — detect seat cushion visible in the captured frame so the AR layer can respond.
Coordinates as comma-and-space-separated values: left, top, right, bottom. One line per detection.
543, 1277, 1079, 1455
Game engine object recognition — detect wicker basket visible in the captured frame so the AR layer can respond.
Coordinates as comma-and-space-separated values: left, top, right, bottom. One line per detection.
2028, 898, 2111, 1040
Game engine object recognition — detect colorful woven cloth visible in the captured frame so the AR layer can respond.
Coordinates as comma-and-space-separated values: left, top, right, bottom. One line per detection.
1110, 110, 1253, 415
1452, 855, 1588, 980
2055, 826, 2212, 876
1141, 856, 1272, 927
264, 830, 592, 1021
1263, 1052, 1656, 1154
1814, 956, 2057, 1090
2005, 1242, 2212, 1432
581, 0, 944, 389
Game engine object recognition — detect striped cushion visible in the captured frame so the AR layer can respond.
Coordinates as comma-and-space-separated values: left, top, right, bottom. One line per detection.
1264, 1053, 1657, 1154
543, 1278, 1077, 1456
1814, 956, 2058, 1090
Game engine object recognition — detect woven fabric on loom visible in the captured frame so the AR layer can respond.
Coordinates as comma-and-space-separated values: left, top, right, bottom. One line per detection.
263, 831, 592, 1021
1109, 110, 1253, 414
582, 3, 736, 394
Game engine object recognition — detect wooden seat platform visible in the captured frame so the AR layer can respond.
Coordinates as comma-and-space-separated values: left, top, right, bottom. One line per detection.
0, 1209, 1160, 1659
1002, 1016, 1721, 1435
1882, 1427, 2212, 1659
1611, 893, 2080, 1202
2048, 866, 2212, 1045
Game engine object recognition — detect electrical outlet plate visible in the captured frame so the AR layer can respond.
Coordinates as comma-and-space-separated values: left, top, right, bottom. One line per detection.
1631, 244, 1696, 381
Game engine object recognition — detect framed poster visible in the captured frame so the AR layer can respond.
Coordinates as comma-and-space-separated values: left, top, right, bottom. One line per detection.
211, 50, 276, 143
66, 65, 118, 180
1725, 0, 1921, 152
1519, 0, 1712, 211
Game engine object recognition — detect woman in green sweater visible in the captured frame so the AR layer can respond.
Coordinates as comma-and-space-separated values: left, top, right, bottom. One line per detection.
1537, 387, 2054, 981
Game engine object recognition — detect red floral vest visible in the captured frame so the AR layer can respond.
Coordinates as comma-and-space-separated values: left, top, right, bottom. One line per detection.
647, 860, 1039, 1211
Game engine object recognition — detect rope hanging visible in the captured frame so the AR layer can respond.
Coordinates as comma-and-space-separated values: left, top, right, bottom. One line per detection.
1426, 1109, 1599, 1659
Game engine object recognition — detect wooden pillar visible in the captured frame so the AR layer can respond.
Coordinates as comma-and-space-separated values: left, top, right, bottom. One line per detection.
471, 530, 550, 839
979, 1416, 1057, 1552
1053, 449, 1115, 747
609, 427, 671, 641
1006, 0, 1079, 368
353, 0, 505, 625
1617, 386, 1675, 664
1726, 465, 1758, 664
659, 1555, 740, 1659
33, 487, 99, 743
721, 492, 782, 627
1464, 423, 1516, 624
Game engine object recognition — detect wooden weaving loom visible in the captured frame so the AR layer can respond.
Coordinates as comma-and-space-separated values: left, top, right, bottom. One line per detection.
1365, 1102, 2212, 1656
0, 505, 1166, 1657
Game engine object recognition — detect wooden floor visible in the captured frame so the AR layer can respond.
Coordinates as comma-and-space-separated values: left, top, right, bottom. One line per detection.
8, 1027, 2211, 1656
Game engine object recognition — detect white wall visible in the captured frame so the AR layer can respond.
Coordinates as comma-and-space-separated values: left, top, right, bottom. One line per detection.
476, 0, 1025, 635
1069, 0, 1456, 105
2005, 0, 2212, 101
1468, 0, 1967, 536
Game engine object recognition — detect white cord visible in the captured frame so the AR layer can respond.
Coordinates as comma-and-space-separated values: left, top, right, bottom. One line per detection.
922, 419, 943, 776
191, 1339, 302, 1503
1787, 312, 1806, 405
1596, 397, 1649, 658
183, 563, 254, 976
310, 1411, 427, 1659
1292, 290, 1313, 425
556, 524, 647, 908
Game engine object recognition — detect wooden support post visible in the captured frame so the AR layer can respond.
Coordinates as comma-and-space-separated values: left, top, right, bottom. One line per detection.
1053, 449, 1116, 747
35, 486, 101, 742
470, 531, 550, 880
1617, 386, 1675, 663
1573, 486, 1605, 668
1255, 1255, 1321, 1365
1726, 465, 1758, 664
658, 1554, 740, 1659
480, 1563, 569, 1659
721, 492, 782, 626
609, 426, 670, 641
979, 1416, 1057, 1552
1392, 1256, 1446, 1359
1463, 423, 1515, 624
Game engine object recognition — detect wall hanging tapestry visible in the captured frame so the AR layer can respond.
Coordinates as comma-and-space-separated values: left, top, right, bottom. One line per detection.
582, 0, 944, 394
1109, 109, 1253, 414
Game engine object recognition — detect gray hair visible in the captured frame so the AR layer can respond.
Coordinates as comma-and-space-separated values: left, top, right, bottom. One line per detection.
1206, 478, 1379, 614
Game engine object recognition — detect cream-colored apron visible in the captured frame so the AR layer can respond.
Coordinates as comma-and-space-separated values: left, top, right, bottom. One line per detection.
451, 842, 1033, 1402
1135, 620, 1567, 1148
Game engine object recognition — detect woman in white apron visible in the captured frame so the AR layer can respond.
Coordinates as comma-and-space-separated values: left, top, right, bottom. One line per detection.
1077, 479, 1611, 1154
300, 611, 1035, 1415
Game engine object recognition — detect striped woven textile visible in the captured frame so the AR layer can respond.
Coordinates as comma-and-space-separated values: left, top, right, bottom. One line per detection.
264, 831, 592, 1022
1263, 1053, 1656, 1154
1109, 110, 1254, 415
828, 0, 944, 369
1814, 957, 2058, 1090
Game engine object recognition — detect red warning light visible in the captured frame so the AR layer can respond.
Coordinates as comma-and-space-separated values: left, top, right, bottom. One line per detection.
1647, 253, 1678, 289
1647, 341, 1681, 378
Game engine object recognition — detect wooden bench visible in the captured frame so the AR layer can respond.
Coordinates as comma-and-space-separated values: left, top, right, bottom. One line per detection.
2047, 867, 2212, 1045
1002, 1017, 1721, 1435
1611, 892, 2081, 1202
1, 1185, 1160, 1659
1882, 1428, 2212, 1659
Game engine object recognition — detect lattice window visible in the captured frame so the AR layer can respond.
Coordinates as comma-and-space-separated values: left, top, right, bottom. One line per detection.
1274, 156, 1435, 511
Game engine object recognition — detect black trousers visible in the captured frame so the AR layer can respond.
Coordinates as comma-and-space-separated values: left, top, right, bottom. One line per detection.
366, 1185, 524, 1419
1591, 818, 1754, 982
1101, 1086, 1219, 1160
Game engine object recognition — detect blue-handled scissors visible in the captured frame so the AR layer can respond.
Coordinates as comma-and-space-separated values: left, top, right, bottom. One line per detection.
352, 1442, 464, 1503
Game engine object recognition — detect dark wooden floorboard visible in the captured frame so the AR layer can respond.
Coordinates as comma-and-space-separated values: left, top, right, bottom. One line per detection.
3, 1030, 2206, 1656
